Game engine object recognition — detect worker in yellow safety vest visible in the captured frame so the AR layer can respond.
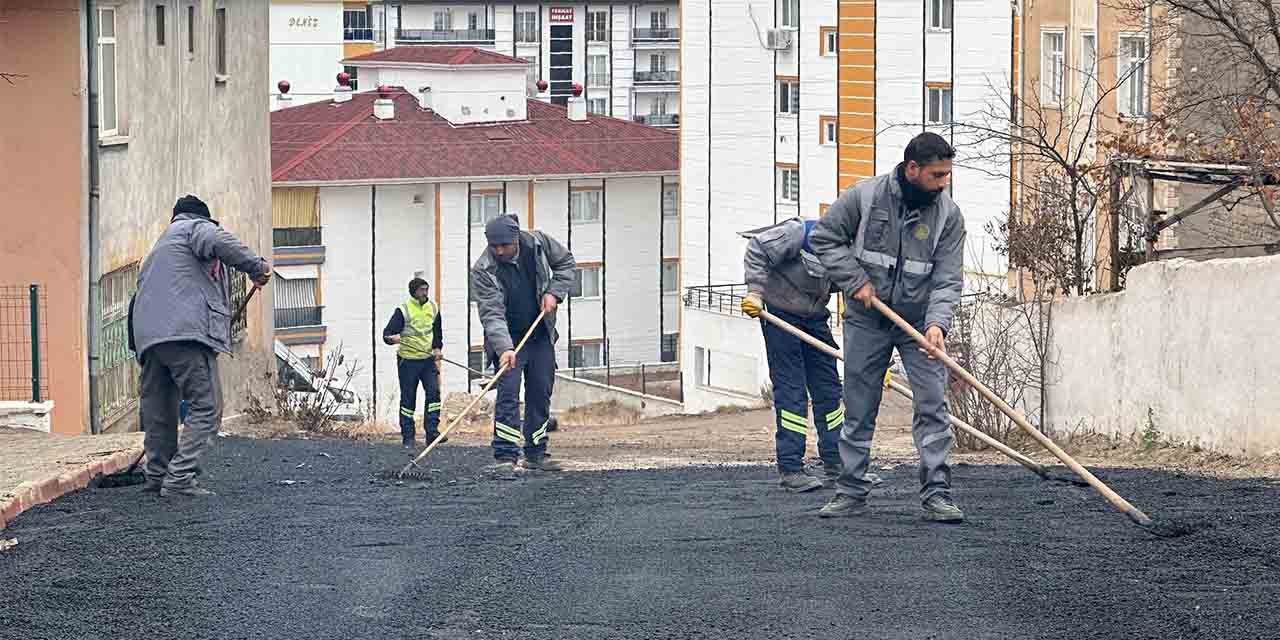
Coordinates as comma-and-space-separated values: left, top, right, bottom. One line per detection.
383, 277, 444, 449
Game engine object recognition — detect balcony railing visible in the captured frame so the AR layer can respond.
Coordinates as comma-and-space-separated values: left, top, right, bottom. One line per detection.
273, 227, 322, 248
635, 70, 679, 83
276, 306, 324, 329
634, 113, 679, 127
343, 27, 382, 41
633, 27, 680, 41
684, 284, 838, 329
396, 28, 496, 43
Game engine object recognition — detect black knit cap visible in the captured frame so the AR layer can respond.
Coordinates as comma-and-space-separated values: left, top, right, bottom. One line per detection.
172, 194, 211, 220
408, 277, 429, 295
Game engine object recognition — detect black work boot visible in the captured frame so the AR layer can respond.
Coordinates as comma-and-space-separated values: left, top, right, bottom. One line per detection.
160, 481, 216, 498
818, 494, 867, 518
780, 471, 824, 493
519, 455, 563, 472
922, 495, 965, 523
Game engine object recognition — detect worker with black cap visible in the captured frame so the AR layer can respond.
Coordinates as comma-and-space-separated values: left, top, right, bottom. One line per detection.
129, 194, 271, 498
383, 276, 444, 448
470, 214, 575, 472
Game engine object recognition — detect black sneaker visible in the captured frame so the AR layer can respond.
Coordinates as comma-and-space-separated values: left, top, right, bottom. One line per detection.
818, 494, 867, 518
922, 495, 965, 523
519, 456, 563, 472
546, 417, 559, 432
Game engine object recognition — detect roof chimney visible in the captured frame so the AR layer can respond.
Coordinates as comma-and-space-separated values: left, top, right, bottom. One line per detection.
416, 85, 432, 110
567, 83, 586, 122
334, 72, 352, 103
276, 80, 292, 108
535, 79, 550, 104
374, 85, 395, 120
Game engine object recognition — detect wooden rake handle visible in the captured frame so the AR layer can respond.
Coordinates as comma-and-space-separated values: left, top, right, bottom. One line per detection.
757, 309, 1050, 480
867, 297, 1153, 526
399, 309, 549, 477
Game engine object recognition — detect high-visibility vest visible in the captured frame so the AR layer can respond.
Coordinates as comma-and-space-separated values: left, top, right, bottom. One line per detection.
398, 298, 436, 360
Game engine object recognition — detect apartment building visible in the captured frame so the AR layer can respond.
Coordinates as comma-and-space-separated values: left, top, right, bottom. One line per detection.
270, 47, 678, 420
270, 1, 681, 127
679, 0, 1014, 412
1, 1, 273, 434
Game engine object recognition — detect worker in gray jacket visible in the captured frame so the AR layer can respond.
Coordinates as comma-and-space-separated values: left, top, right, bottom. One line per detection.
808, 132, 967, 522
471, 214, 575, 472
129, 195, 271, 498
740, 218, 883, 493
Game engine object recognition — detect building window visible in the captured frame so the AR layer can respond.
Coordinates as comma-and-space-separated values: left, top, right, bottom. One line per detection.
215, 8, 227, 76
433, 10, 451, 31
662, 182, 678, 218
820, 27, 837, 56
1041, 30, 1065, 105
778, 79, 799, 115
927, 86, 953, 124
588, 10, 609, 42
661, 261, 679, 294
186, 5, 195, 54
1080, 32, 1098, 108
587, 97, 607, 114
650, 95, 669, 115
929, 0, 953, 30
650, 10, 668, 30
525, 55, 539, 95
660, 333, 678, 362
155, 5, 166, 46
516, 10, 538, 43
466, 11, 480, 31
469, 193, 503, 226
468, 348, 486, 380
779, 167, 800, 203
274, 277, 321, 328
344, 8, 373, 40
97, 7, 119, 137
570, 341, 604, 368
571, 189, 602, 223
650, 53, 668, 74
588, 54, 609, 87
781, 0, 799, 29
820, 116, 837, 145
343, 65, 359, 91
571, 265, 602, 298
1118, 35, 1149, 117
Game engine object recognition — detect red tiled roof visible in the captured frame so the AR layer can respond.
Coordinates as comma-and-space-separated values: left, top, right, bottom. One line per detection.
342, 46, 528, 66
270, 88, 678, 184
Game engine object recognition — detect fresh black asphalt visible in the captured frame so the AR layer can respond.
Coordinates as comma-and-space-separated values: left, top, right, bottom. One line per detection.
2, 436, 1277, 640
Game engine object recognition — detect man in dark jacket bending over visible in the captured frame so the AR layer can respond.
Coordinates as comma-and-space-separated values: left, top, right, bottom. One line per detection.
470, 214, 575, 472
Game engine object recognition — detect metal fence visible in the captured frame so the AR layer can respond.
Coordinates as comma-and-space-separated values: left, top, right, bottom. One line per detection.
633, 27, 680, 41
0, 285, 49, 402
275, 306, 323, 329
683, 283, 842, 332
395, 28, 495, 43
566, 360, 683, 402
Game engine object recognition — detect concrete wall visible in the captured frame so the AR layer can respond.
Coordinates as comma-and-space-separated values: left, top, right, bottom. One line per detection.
680, 306, 769, 414
1045, 256, 1280, 455
95, 0, 274, 426
0, 402, 56, 433
551, 374, 683, 420
269, 0, 344, 108
0, 1, 90, 434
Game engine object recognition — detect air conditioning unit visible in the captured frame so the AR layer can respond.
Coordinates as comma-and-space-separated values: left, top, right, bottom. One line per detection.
765, 28, 793, 51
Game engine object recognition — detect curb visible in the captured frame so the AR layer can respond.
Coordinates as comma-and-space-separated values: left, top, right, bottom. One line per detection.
0, 445, 144, 531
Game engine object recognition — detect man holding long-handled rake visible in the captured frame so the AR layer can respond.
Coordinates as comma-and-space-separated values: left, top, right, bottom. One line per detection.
809, 132, 967, 523
471, 214, 576, 473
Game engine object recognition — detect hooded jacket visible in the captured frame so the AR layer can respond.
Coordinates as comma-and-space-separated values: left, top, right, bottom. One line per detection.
743, 217, 837, 319
129, 213, 269, 358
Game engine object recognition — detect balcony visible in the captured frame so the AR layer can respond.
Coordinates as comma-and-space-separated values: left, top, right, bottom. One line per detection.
634, 70, 679, 84
633, 27, 680, 42
395, 28, 496, 44
276, 306, 324, 329
634, 113, 679, 127
273, 227, 322, 248
343, 27, 382, 41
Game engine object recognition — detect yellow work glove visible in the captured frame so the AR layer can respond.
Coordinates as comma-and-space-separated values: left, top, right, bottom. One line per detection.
741, 293, 764, 318
883, 370, 893, 390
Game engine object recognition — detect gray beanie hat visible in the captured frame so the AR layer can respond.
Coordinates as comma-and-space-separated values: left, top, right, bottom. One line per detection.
484, 214, 521, 246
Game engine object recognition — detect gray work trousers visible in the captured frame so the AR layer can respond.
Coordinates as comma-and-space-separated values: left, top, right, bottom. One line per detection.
836, 310, 954, 502
140, 341, 224, 490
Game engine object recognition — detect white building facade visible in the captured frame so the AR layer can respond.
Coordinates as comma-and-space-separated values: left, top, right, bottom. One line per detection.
679, 0, 1014, 411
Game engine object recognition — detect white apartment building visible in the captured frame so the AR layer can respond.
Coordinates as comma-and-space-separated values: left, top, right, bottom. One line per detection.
270, 1, 681, 127
270, 47, 679, 420
679, 0, 1014, 412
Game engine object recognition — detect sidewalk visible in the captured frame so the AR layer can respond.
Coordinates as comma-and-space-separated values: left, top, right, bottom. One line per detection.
0, 427, 143, 530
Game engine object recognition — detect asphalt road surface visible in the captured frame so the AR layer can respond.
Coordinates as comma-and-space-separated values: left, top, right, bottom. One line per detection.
2, 437, 1277, 640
